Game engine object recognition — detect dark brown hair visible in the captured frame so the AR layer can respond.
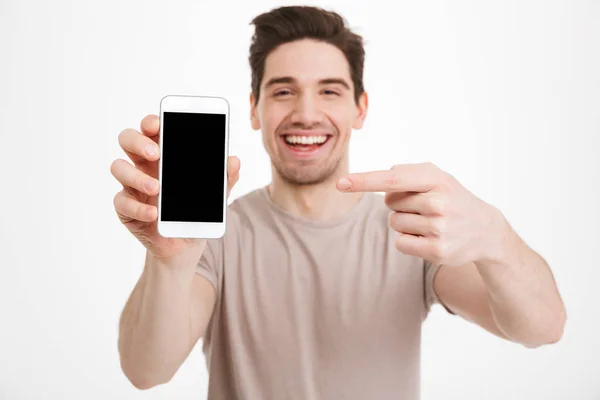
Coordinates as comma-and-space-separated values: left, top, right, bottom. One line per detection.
249, 6, 365, 104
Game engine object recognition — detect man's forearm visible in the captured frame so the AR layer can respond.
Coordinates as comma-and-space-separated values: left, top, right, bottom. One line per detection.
118, 250, 201, 389
475, 213, 567, 348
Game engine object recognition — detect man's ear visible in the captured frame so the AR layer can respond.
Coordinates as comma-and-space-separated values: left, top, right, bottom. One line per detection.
352, 91, 369, 130
250, 92, 261, 130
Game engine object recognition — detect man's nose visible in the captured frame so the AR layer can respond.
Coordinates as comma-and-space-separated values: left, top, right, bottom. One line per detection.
290, 93, 323, 127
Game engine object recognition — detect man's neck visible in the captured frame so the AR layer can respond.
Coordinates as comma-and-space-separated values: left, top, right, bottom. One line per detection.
266, 168, 364, 222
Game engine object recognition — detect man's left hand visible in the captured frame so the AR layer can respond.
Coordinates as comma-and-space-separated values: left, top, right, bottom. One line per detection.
336, 162, 509, 267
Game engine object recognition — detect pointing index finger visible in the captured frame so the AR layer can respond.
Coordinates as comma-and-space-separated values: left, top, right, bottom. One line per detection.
337, 166, 435, 193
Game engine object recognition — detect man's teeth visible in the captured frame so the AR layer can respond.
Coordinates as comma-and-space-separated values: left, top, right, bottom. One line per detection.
284, 135, 328, 145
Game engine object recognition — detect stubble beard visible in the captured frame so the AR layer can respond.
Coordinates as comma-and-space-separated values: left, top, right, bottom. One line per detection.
272, 154, 344, 186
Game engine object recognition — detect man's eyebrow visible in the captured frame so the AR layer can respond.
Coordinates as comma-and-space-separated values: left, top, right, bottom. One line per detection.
263, 76, 351, 90
264, 76, 297, 88
319, 78, 351, 90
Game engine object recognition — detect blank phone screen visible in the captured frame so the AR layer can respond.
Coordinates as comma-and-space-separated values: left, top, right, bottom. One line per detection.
160, 111, 226, 223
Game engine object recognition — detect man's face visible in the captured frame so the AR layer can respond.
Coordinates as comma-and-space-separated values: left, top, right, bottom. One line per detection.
251, 39, 368, 186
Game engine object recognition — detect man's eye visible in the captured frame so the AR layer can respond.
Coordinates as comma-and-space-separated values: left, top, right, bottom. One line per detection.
274, 90, 292, 97
323, 90, 340, 96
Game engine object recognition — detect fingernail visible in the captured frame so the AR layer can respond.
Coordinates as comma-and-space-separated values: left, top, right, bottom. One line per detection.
145, 144, 157, 156
337, 178, 352, 190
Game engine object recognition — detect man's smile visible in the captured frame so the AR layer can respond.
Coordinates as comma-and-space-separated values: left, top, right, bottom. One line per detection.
278, 132, 335, 159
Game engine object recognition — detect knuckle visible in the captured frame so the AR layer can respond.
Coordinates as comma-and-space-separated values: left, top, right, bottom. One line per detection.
425, 161, 437, 170
133, 174, 146, 191
430, 242, 447, 262
429, 217, 446, 237
114, 191, 128, 215
384, 176, 400, 189
136, 205, 147, 221
118, 128, 133, 142
440, 173, 454, 189
429, 195, 448, 215
141, 115, 160, 137
395, 237, 403, 251
142, 114, 157, 126
389, 212, 402, 230
119, 128, 146, 153
141, 115, 152, 127
109, 159, 120, 176
110, 159, 127, 180
384, 193, 394, 208
113, 191, 122, 209
384, 191, 404, 205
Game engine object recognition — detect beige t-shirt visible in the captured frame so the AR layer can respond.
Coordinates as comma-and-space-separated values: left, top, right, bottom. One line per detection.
196, 186, 451, 400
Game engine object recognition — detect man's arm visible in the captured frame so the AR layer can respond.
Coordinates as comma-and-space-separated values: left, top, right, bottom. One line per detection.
118, 249, 216, 389
337, 163, 567, 347
433, 220, 566, 348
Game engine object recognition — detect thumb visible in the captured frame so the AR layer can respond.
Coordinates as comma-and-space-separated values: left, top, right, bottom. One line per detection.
226, 156, 240, 198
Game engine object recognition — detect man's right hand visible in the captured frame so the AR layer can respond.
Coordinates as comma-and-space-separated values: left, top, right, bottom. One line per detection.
110, 114, 240, 260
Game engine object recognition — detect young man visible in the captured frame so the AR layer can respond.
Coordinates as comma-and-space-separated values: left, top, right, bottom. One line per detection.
111, 6, 566, 399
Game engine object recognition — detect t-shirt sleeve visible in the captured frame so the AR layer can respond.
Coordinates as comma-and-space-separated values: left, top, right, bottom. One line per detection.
196, 237, 223, 295
423, 258, 456, 316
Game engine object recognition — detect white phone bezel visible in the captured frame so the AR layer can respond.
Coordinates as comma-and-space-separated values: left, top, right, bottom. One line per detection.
157, 95, 229, 239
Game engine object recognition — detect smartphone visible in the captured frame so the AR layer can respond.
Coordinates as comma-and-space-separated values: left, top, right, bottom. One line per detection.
157, 95, 230, 238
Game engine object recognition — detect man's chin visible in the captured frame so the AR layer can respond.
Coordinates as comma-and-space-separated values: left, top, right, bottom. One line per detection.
275, 163, 340, 187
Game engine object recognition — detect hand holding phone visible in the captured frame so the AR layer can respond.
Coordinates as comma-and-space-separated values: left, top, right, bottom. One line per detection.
110, 110, 239, 260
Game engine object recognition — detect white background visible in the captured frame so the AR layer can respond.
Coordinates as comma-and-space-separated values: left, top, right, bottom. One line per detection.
0, 0, 598, 399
